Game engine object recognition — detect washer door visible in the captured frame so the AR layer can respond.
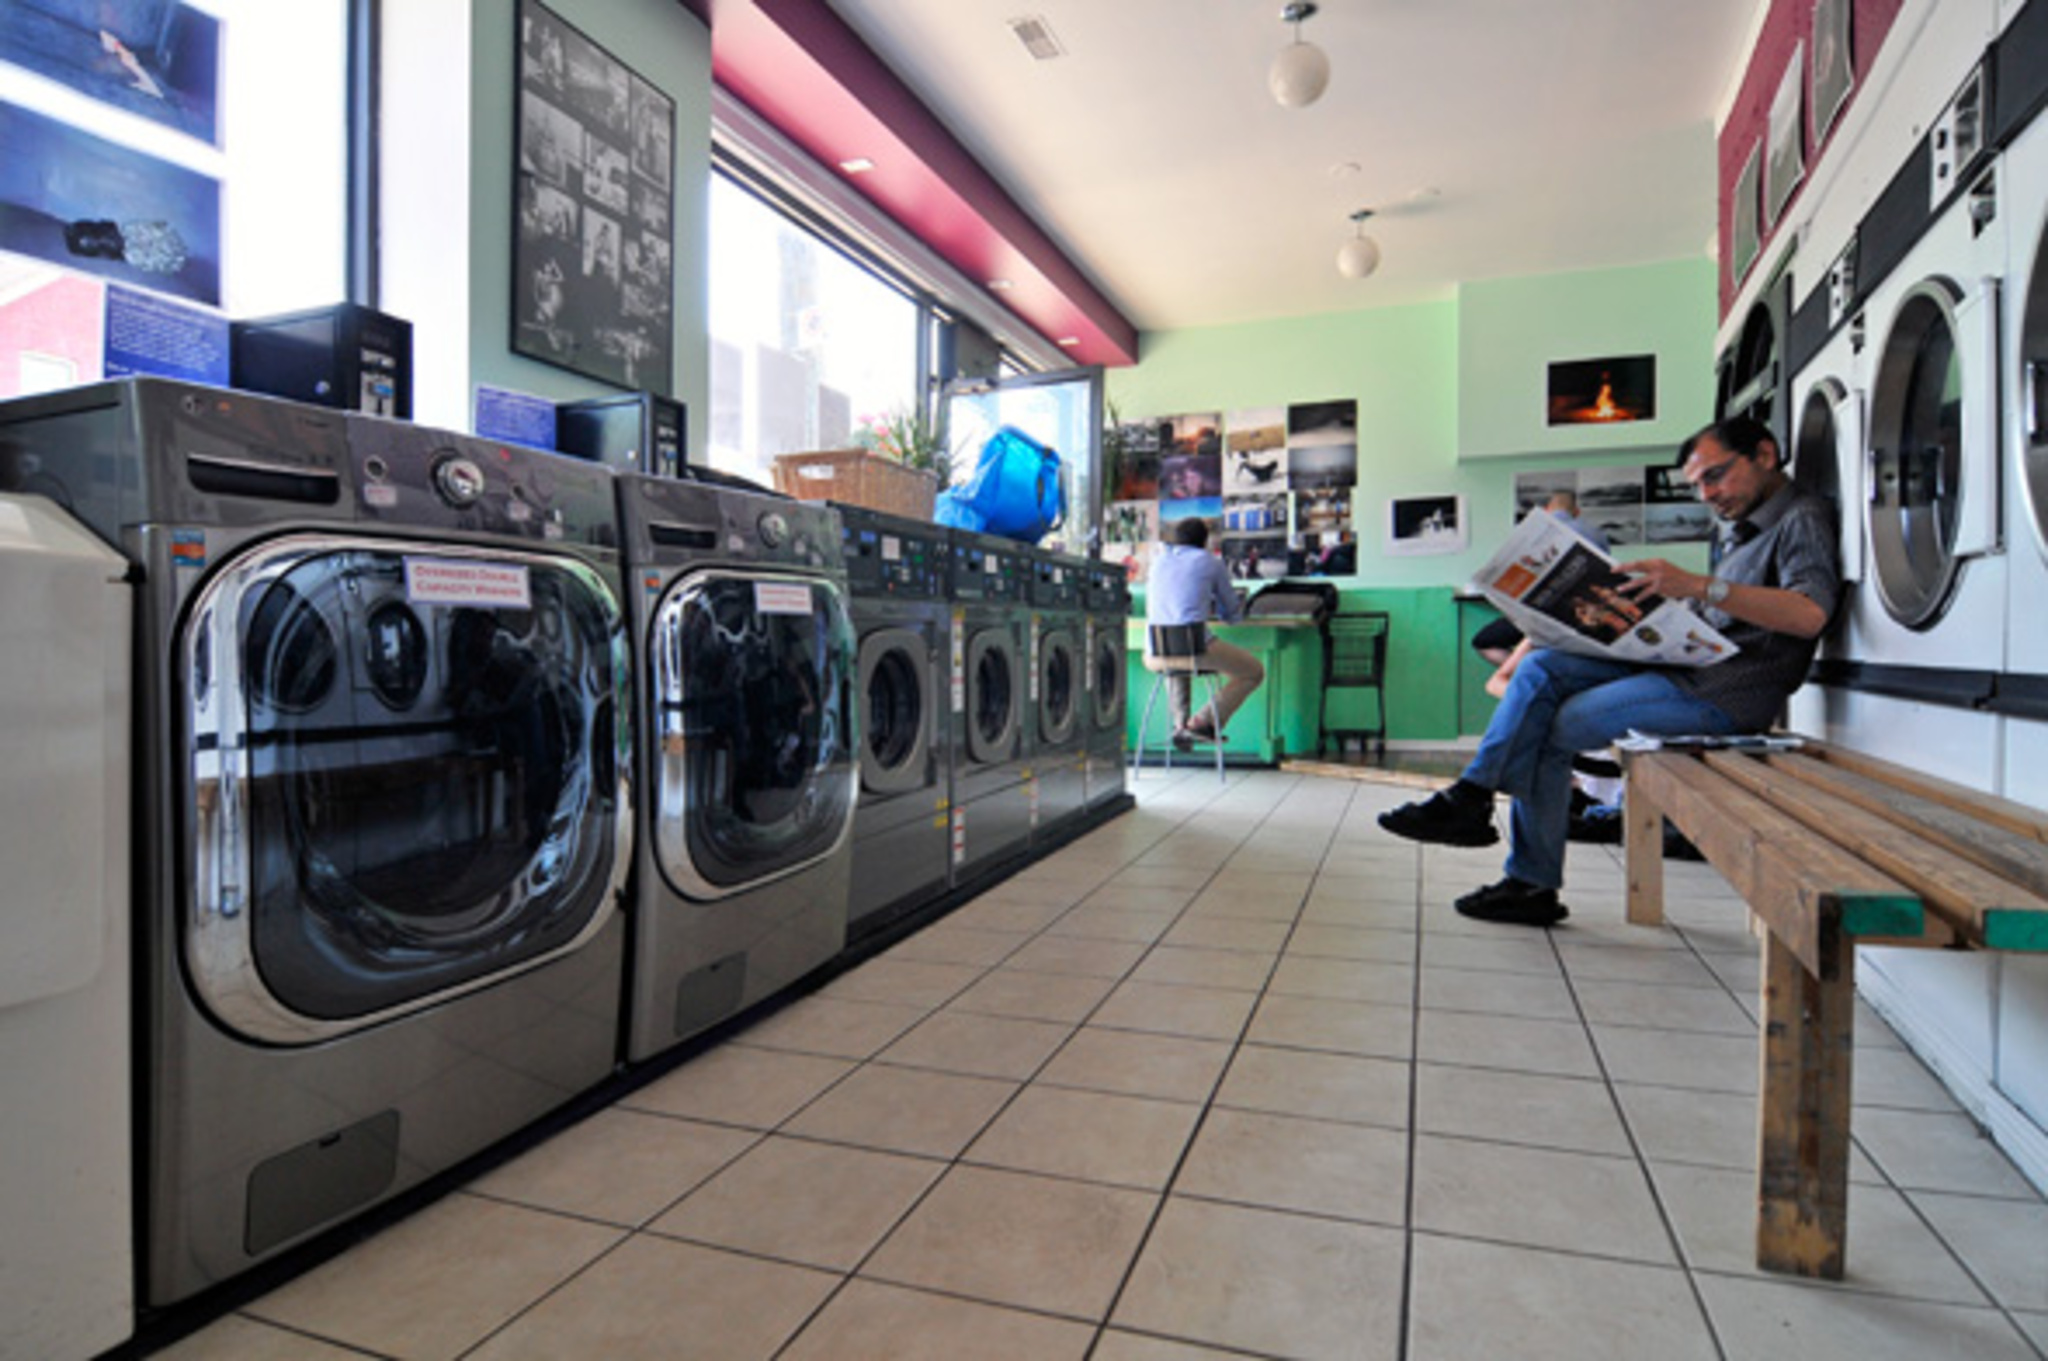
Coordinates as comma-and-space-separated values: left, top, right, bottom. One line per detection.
964, 627, 1020, 765
1038, 628, 1079, 745
184, 537, 629, 1043
858, 625, 933, 796
1090, 621, 1125, 732
2020, 206, 2048, 556
1792, 374, 1865, 583
1866, 276, 1999, 629
652, 569, 855, 899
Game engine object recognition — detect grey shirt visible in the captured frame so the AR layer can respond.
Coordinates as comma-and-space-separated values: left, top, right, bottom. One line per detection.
1668, 481, 1839, 730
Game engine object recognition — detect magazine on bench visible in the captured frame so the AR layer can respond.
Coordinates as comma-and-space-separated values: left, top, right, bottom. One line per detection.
1471, 510, 1738, 668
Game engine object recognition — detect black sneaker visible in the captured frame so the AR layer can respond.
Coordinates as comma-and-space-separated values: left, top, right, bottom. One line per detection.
1377, 788, 1499, 847
1454, 877, 1567, 926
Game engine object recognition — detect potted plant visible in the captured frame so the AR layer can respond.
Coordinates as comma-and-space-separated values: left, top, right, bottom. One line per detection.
855, 405, 951, 485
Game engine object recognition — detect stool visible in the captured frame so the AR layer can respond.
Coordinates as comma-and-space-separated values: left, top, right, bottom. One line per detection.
1131, 624, 1228, 783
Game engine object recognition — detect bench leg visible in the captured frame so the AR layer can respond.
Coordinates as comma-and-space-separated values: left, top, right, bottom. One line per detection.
1624, 781, 1664, 926
1756, 926, 1854, 1280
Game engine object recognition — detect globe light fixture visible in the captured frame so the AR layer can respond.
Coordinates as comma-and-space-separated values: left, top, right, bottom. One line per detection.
1336, 209, 1380, 279
1269, 3, 1330, 109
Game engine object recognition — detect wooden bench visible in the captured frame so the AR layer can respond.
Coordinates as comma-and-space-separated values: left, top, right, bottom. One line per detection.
1621, 738, 2048, 1280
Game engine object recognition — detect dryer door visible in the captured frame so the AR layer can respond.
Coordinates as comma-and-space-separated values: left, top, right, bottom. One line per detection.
1792, 374, 1866, 583
1090, 620, 1125, 733
1039, 628, 1079, 744
858, 625, 934, 796
184, 537, 628, 1043
652, 569, 855, 898
964, 626, 1021, 765
2021, 209, 2048, 555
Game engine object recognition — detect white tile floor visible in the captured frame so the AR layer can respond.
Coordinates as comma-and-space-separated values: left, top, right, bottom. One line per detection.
154, 769, 2048, 1360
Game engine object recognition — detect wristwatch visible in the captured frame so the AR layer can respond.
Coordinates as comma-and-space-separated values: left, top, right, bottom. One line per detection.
1704, 577, 1731, 608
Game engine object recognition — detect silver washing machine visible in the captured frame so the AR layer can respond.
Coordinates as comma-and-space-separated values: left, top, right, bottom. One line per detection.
946, 528, 1034, 884
836, 504, 953, 944
0, 379, 633, 1306
1027, 545, 1088, 842
1082, 560, 1131, 811
616, 475, 855, 1062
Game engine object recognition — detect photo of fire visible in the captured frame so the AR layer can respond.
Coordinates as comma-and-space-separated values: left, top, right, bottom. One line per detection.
1545, 355, 1656, 427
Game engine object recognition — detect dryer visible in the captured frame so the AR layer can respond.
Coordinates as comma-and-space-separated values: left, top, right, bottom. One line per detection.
1027, 545, 1089, 842
0, 379, 633, 1307
2003, 73, 2048, 698
1082, 559, 1131, 811
836, 503, 952, 944
946, 528, 1034, 884
616, 475, 855, 1062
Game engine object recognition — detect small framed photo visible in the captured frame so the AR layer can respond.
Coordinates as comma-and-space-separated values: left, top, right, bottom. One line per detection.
1546, 355, 1655, 427
1731, 142, 1762, 286
1813, 0, 1854, 143
1765, 42, 1806, 229
1386, 494, 1467, 558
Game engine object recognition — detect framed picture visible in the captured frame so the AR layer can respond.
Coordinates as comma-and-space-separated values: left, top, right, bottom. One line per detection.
1765, 42, 1806, 229
0, 2, 222, 144
1386, 494, 1468, 558
1547, 355, 1655, 426
512, 0, 674, 393
1731, 141, 1762, 286
1812, 0, 1854, 144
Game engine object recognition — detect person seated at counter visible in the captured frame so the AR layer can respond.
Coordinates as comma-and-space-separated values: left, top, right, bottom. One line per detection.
1144, 516, 1265, 750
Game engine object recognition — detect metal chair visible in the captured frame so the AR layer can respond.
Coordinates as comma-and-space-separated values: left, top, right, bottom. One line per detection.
1319, 612, 1389, 759
1131, 623, 1228, 782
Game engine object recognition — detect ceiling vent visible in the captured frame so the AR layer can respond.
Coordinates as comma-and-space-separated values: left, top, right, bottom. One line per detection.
1008, 15, 1065, 61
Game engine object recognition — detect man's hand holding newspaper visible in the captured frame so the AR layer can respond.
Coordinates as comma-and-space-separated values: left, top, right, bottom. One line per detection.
1471, 510, 1738, 667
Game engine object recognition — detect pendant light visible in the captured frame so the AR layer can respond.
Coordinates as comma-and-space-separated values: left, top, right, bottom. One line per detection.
1269, 3, 1330, 109
1336, 209, 1380, 279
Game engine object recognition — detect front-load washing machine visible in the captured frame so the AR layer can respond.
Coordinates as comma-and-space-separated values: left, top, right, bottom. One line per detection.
947, 528, 1034, 885
616, 475, 855, 1061
836, 503, 952, 943
2002, 78, 2048, 702
1082, 560, 1131, 811
1027, 545, 1088, 842
0, 379, 633, 1306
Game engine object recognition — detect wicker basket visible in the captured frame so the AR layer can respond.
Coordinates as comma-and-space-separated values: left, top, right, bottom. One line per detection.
771, 448, 938, 519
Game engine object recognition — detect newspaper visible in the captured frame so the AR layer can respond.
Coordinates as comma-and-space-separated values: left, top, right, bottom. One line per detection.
1471, 510, 1738, 667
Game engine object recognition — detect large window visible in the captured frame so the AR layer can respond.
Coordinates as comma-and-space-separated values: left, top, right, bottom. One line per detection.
706, 171, 919, 484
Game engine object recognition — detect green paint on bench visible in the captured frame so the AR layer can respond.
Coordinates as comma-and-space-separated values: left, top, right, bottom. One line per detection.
1984, 910, 2048, 952
1839, 894, 1924, 939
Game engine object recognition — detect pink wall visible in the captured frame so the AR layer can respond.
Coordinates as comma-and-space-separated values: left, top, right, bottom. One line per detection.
0, 274, 103, 398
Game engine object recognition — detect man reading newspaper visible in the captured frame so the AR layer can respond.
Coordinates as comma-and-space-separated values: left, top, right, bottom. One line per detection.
1377, 417, 1838, 926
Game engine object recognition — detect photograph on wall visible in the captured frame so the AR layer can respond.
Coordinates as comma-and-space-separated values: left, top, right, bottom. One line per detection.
1103, 498, 1158, 583
1731, 142, 1761, 286
1513, 470, 1576, 519
1285, 398, 1358, 492
1223, 492, 1288, 536
1159, 494, 1222, 549
1225, 405, 1288, 491
1386, 494, 1469, 558
1223, 534, 1289, 581
1813, 0, 1854, 144
1765, 42, 1806, 229
1575, 465, 1646, 547
1546, 354, 1655, 426
1293, 531, 1356, 578
513, 0, 674, 394
0, 100, 219, 304
1159, 411, 1222, 499
1296, 488, 1351, 537
0, 1, 222, 144
1644, 464, 1715, 543
1109, 418, 1166, 500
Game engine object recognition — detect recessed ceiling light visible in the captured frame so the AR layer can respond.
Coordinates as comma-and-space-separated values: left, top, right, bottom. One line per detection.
1056, 336, 1080, 347
838, 156, 875, 174
1327, 161, 1361, 180
1008, 15, 1066, 61
987, 278, 1014, 291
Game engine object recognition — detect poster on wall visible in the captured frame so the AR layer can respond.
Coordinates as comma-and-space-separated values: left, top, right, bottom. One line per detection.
1104, 499, 1157, 582
1765, 42, 1806, 229
0, 100, 219, 304
1574, 466, 1645, 547
512, 0, 674, 394
1731, 142, 1762, 286
1109, 419, 1165, 500
1386, 494, 1468, 557
1546, 355, 1655, 426
1644, 465, 1715, 543
1159, 495, 1221, 551
1221, 491, 1289, 582
1159, 411, 1222, 499
1286, 398, 1358, 491
0, 1, 222, 144
1224, 405, 1288, 491
1812, 0, 1854, 145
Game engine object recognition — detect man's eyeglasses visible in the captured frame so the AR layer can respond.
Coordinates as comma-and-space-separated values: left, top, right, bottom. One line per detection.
1687, 456, 1744, 493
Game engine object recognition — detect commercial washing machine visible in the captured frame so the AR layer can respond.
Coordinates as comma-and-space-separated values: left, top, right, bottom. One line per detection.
837, 504, 952, 943
946, 527, 1034, 884
616, 475, 855, 1061
0, 379, 633, 1306
1027, 544, 1088, 842
1082, 559, 1131, 811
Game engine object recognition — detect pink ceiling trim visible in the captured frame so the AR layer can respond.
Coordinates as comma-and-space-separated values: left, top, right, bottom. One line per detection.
708, 0, 1138, 366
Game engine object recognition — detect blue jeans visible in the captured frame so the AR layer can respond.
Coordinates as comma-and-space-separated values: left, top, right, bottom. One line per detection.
1463, 650, 1736, 890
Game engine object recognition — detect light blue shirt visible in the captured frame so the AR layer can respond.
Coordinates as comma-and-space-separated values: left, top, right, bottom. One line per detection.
1147, 542, 1243, 627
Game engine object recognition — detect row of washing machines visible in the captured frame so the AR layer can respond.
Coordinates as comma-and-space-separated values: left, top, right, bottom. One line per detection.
0, 376, 1128, 1340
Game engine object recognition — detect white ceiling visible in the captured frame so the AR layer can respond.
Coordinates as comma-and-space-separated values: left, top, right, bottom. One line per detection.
824, 0, 1766, 333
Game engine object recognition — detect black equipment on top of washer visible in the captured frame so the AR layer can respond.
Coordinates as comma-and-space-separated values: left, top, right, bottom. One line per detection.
0, 379, 631, 1306
1027, 545, 1089, 841
836, 504, 954, 942
615, 474, 857, 1062
230, 302, 412, 419
1081, 559, 1131, 811
556, 391, 685, 479
946, 527, 1035, 883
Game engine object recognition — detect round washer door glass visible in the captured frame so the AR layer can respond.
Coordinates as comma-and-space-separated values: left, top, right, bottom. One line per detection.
2020, 212, 2048, 552
1040, 631, 1078, 744
858, 628, 932, 795
1867, 282, 1966, 628
186, 542, 627, 1038
965, 629, 1019, 764
653, 572, 855, 897
1091, 628, 1124, 730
